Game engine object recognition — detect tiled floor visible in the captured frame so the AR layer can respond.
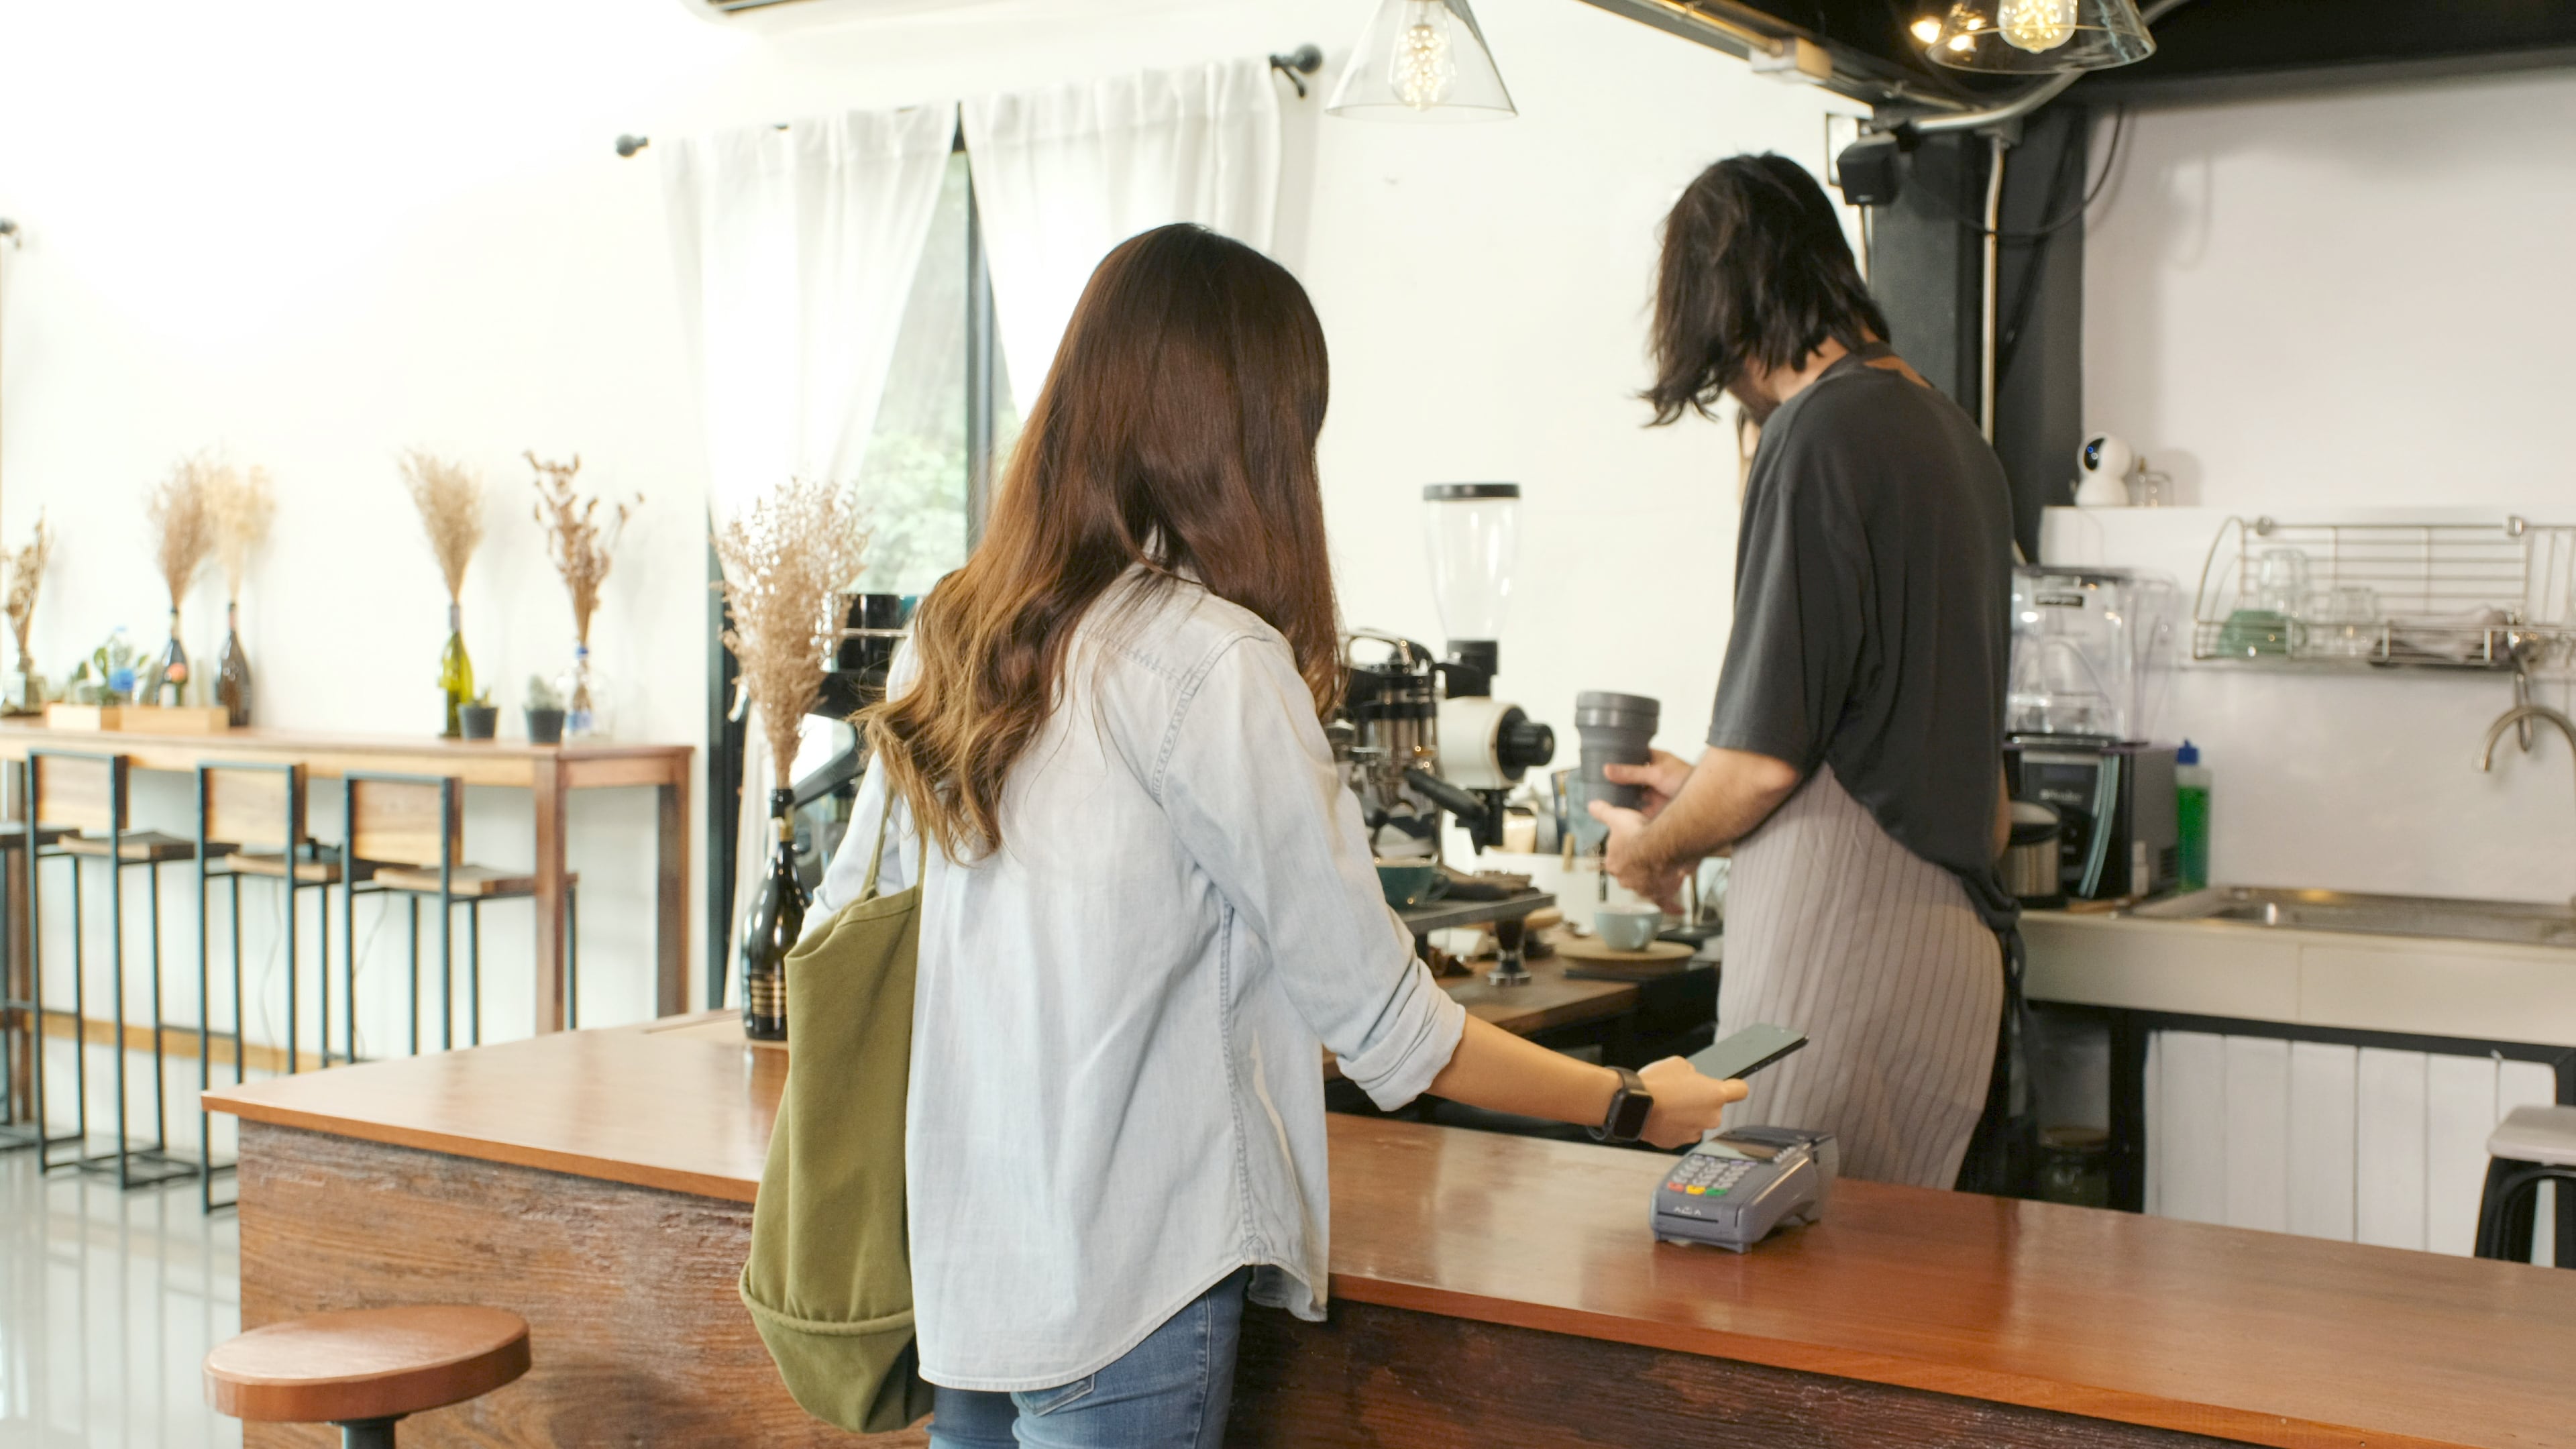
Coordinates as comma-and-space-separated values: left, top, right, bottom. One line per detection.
0, 1150, 241, 1448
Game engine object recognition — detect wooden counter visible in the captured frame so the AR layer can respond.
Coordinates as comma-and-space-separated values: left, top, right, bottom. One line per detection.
0, 722, 692, 1028
205, 1016, 2576, 1449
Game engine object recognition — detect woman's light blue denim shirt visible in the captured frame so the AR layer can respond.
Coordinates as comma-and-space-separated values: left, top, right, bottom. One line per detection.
816, 573, 1465, 1393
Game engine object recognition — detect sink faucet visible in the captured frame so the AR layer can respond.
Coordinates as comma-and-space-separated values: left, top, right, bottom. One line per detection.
2478, 702, 2576, 812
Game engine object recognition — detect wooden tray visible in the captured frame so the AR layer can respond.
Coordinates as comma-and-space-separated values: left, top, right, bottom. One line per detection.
1556, 935, 1698, 980
44, 703, 230, 734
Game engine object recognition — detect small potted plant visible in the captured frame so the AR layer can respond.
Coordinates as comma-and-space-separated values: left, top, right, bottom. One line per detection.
524, 674, 566, 745
459, 688, 498, 741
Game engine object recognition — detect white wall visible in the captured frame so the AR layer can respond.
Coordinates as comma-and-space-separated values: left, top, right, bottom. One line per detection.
0, 0, 1848, 1118
2073, 72, 2576, 903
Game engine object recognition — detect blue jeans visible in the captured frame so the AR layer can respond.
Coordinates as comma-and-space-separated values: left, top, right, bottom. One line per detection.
926, 1268, 1249, 1449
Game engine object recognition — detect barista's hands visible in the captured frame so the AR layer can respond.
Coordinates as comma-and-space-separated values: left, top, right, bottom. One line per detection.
1601, 749, 1694, 820
1588, 798, 1691, 912
1636, 1055, 1750, 1149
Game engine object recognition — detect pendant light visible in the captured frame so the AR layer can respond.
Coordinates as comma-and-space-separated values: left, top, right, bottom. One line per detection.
1326, 0, 1517, 122
1914, 0, 2155, 72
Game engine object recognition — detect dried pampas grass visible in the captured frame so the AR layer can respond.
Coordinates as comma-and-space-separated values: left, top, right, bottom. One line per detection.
147, 455, 219, 608
401, 451, 485, 602
529, 451, 637, 647
5, 515, 51, 669
212, 464, 276, 604
715, 479, 870, 792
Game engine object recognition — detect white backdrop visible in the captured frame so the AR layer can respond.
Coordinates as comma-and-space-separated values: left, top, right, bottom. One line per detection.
964, 57, 1283, 419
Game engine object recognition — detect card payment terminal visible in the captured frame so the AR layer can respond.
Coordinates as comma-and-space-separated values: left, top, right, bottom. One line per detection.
1650, 1125, 1838, 1252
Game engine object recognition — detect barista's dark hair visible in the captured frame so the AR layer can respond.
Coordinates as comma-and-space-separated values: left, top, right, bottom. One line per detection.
1645, 153, 1889, 425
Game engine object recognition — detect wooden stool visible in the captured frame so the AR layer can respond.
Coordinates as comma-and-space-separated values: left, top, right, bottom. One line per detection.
2475, 1104, 2576, 1268
343, 773, 579, 1050
28, 748, 213, 1186
204, 1305, 531, 1447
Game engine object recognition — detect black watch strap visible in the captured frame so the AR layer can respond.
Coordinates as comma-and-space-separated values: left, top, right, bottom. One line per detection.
1593, 1066, 1652, 1144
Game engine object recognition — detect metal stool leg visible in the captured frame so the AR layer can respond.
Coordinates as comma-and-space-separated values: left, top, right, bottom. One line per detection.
406, 898, 419, 1057
335, 1415, 403, 1448
467, 899, 481, 1047
2477, 1160, 2576, 1266
566, 885, 578, 1031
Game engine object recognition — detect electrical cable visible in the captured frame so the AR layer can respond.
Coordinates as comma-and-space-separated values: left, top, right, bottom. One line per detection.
1911, 105, 2127, 241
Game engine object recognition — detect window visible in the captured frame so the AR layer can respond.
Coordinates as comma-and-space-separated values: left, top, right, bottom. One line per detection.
709, 143, 1018, 995
848, 148, 1018, 598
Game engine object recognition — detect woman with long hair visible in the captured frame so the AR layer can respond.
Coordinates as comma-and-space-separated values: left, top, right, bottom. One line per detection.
820, 223, 1746, 1446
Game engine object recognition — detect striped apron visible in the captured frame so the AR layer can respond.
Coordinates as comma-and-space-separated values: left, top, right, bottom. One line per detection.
1717, 763, 2004, 1188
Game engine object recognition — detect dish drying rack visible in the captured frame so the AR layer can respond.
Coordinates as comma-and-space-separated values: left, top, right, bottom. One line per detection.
2190, 516, 2576, 675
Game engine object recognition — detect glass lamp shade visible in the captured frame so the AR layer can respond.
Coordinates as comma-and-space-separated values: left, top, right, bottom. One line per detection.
1424, 483, 1519, 645
1919, 0, 2155, 72
1328, 0, 1517, 122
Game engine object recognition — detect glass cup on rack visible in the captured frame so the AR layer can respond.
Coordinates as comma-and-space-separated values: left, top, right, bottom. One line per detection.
2297, 586, 2382, 659
2254, 548, 2311, 615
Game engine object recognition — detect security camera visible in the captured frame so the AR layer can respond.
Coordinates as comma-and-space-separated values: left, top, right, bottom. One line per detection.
2079, 433, 2134, 481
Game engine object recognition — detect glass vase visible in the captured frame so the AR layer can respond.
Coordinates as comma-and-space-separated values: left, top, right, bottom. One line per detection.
437, 602, 474, 739
557, 642, 612, 741
155, 606, 190, 708
216, 602, 253, 727
740, 788, 806, 1042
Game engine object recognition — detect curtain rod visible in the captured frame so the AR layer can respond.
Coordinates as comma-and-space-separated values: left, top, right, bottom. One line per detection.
613, 44, 1321, 158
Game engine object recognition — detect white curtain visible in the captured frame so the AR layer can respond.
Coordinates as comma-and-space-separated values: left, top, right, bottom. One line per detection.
661, 103, 956, 992
962, 59, 1282, 418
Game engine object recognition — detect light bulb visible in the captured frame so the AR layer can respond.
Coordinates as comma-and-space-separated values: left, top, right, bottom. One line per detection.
1388, 1, 1456, 111
1998, 0, 2078, 52
1911, 15, 1943, 44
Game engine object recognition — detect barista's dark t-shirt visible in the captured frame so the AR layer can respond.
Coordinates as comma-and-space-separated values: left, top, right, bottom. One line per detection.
1706, 348, 2014, 886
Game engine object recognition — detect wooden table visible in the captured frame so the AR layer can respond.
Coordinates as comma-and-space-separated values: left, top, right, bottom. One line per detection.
0, 724, 692, 1030
203, 1016, 2576, 1449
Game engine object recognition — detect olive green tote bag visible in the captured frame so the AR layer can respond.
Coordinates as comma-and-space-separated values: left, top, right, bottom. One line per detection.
739, 799, 938, 1433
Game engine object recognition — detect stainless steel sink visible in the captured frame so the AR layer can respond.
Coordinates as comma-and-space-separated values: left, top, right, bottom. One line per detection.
2129, 887, 2576, 949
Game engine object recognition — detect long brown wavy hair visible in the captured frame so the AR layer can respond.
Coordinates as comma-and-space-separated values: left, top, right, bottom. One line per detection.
860, 223, 1342, 862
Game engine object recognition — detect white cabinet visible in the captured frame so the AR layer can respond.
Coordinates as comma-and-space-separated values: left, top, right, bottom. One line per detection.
2025, 912, 2572, 1265
2143, 1030, 2557, 1262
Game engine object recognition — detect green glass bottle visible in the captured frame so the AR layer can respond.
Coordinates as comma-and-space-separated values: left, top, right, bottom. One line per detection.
741, 789, 807, 1042
438, 601, 474, 738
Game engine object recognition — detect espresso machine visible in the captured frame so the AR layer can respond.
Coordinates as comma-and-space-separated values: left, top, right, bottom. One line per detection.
1336, 484, 1558, 984
1337, 485, 1556, 859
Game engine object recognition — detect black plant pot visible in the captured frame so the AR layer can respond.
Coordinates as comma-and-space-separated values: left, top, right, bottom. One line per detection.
525, 707, 566, 745
459, 704, 498, 741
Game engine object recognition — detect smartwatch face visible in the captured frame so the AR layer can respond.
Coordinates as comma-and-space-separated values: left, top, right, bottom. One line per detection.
1612, 1088, 1654, 1141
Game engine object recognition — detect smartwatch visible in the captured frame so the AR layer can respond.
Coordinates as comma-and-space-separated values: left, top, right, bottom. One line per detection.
1593, 1066, 1653, 1144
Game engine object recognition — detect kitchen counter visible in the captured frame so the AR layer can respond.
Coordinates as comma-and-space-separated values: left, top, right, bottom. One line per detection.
2025, 906, 2576, 1047
203, 1015, 2576, 1448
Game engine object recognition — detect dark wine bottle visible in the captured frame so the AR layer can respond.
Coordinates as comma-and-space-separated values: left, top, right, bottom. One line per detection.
741, 788, 807, 1042
156, 606, 190, 707
216, 601, 253, 727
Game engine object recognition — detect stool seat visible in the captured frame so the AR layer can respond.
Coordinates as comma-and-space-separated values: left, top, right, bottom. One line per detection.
60, 829, 207, 863
2489, 1104, 2576, 1168
226, 851, 361, 885
370, 863, 574, 899
204, 1305, 530, 1425
0, 821, 68, 847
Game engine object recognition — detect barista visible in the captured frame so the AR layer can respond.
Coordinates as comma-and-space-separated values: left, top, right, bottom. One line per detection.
1588, 154, 2017, 1189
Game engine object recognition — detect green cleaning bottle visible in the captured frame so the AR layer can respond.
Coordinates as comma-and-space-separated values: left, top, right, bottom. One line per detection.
2176, 740, 2212, 892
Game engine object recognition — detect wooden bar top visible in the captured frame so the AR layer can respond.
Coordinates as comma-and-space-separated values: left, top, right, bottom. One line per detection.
0, 720, 690, 789
205, 1015, 2576, 1449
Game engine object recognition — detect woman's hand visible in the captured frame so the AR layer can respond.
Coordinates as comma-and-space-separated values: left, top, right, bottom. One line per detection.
1635, 1055, 1749, 1149
1601, 748, 1695, 820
